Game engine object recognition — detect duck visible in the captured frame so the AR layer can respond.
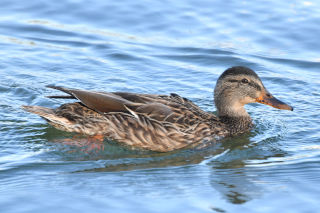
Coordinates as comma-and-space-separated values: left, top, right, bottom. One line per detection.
22, 66, 293, 152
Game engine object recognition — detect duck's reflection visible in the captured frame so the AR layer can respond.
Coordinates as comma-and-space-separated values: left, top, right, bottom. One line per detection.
207, 135, 285, 204
45, 126, 284, 205
209, 163, 261, 204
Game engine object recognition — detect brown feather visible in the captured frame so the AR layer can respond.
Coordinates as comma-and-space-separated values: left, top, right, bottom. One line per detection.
22, 87, 232, 152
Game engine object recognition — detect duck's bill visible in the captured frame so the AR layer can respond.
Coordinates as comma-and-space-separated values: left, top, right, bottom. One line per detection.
256, 92, 293, 111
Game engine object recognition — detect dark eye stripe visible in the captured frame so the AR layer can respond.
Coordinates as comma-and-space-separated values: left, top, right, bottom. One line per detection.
228, 79, 262, 91
248, 82, 262, 91
228, 80, 238, 83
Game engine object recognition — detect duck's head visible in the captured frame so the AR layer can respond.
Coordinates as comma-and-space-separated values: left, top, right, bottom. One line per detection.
214, 66, 293, 118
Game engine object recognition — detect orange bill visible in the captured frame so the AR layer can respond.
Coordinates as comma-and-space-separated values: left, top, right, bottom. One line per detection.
256, 91, 293, 111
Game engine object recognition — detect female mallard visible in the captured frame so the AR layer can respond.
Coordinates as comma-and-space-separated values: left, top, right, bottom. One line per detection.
22, 66, 293, 152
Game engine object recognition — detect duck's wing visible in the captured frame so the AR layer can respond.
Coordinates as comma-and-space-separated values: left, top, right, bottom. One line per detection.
23, 86, 224, 152
46, 86, 175, 122
46, 85, 134, 113
47, 86, 218, 124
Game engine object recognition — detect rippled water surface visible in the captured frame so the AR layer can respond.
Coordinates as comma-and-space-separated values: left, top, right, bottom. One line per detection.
1, 0, 320, 212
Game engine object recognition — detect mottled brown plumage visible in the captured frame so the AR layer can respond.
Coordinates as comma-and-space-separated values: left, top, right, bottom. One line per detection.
22, 66, 293, 152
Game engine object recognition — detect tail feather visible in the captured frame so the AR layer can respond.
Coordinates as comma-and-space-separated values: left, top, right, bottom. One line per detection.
21, 105, 73, 127
46, 85, 74, 95
46, 95, 75, 99
46, 85, 76, 99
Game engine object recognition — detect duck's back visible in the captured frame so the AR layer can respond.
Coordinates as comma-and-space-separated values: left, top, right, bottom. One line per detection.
23, 87, 228, 152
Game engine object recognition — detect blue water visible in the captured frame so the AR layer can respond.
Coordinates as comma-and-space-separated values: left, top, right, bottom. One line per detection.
1, 0, 320, 212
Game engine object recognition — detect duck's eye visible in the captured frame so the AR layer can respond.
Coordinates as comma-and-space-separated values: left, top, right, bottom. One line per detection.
241, 78, 249, 84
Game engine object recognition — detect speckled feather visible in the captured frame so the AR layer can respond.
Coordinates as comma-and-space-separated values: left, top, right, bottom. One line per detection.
23, 90, 229, 152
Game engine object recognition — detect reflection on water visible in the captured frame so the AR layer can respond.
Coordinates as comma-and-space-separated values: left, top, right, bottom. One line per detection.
210, 168, 259, 204
43, 127, 283, 205
13, 117, 301, 207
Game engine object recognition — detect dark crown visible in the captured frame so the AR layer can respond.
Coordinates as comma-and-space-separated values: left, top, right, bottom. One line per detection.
218, 66, 259, 81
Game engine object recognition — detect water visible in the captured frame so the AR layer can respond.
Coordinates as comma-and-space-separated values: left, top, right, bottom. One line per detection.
0, 0, 320, 212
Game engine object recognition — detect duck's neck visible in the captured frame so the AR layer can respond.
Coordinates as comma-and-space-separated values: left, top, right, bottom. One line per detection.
219, 115, 253, 135
216, 101, 253, 135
